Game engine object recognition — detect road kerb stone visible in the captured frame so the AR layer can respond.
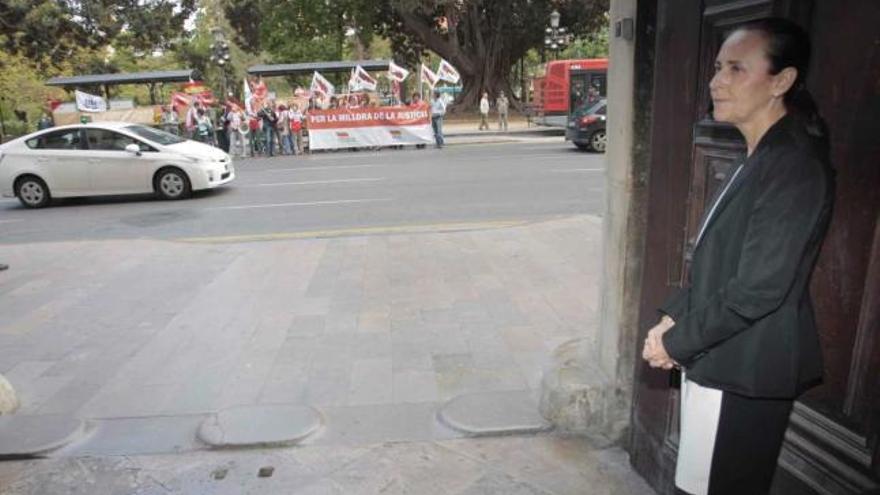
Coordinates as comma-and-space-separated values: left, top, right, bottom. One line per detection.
436, 390, 552, 437
197, 405, 323, 449
0, 415, 86, 457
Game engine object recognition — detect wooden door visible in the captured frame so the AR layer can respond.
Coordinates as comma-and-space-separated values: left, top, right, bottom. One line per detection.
628, 1, 880, 494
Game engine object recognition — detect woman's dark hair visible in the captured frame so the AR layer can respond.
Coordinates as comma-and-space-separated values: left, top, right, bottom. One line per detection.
734, 17, 829, 146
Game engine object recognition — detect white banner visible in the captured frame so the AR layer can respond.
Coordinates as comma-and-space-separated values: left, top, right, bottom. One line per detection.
306, 105, 434, 150
75, 90, 107, 113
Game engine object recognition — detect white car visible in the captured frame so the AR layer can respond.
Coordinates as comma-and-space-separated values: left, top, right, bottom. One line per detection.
0, 122, 235, 208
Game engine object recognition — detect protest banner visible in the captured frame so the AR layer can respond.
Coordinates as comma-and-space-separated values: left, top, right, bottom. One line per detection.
75, 90, 107, 112
306, 104, 433, 150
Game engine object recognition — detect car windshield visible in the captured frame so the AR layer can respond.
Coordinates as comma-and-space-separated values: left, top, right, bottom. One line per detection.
124, 124, 185, 145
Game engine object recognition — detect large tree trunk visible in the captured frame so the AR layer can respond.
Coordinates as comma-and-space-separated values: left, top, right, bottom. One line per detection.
396, 6, 522, 113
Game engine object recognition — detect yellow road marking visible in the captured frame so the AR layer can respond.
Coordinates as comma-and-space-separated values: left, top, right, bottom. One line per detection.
175, 220, 530, 244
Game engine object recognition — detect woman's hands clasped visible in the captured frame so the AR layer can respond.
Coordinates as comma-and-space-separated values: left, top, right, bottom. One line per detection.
642, 315, 679, 370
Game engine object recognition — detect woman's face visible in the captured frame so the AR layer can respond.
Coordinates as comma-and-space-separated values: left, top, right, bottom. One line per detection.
710, 30, 785, 126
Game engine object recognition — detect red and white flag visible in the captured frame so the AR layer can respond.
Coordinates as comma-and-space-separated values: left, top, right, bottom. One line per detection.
388, 61, 410, 82
310, 71, 335, 97
437, 59, 460, 84
420, 63, 438, 88
352, 65, 377, 91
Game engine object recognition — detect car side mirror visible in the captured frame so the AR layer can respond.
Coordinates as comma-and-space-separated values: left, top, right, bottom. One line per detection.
125, 143, 141, 156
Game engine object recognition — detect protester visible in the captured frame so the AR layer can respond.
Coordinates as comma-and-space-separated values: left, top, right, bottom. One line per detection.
642, 18, 834, 495
161, 106, 179, 135
288, 103, 304, 155
227, 105, 247, 158
430, 90, 446, 148
37, 112, 54, 130
248, 112, 261, 156
478, 92, 490, 130
195, 108, 215, 145
496, 90, 509, 131
276, 104, 293, 155
258, 101, 279, 157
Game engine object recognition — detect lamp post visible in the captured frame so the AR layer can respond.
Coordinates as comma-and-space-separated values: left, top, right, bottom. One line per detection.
209, 27, 232, 99
544, 9, 570, 60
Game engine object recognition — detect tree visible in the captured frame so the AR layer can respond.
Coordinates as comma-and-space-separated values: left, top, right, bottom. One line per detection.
0, 0, 197, 72
225, 0, 608, 109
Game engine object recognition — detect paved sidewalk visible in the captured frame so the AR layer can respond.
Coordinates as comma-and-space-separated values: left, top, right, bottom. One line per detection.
0, 215, 657, 493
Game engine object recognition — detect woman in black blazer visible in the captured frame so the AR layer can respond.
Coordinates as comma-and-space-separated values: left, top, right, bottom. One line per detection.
641, 18, 834, 495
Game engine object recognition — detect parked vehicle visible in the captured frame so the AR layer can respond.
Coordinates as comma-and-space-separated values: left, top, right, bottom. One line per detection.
0, 123, 234, 208
565, 99, 607, 152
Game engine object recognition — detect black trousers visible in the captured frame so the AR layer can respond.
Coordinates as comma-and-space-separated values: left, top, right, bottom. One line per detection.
678, 388, 793, 495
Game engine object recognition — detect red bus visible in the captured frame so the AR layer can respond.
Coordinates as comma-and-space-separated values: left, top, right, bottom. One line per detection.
532, 58, 607, 126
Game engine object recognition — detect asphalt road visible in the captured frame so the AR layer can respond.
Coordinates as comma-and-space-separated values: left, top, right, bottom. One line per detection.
0, 140, 605, 244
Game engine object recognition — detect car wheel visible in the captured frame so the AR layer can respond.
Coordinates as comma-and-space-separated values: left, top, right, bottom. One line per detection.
154, 168, 192, 200
590, 130, 607, 153
15, 175, 51, 208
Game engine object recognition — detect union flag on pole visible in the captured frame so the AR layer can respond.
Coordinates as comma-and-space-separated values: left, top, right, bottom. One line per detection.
420, 63, 438, 88
354, 65, 377, 91
437, 59, 460, 84
388, 61, 410, 82
311, 71, 335, 97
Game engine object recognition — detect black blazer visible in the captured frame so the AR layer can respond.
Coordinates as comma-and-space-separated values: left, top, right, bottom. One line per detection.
660, 114, 834, 399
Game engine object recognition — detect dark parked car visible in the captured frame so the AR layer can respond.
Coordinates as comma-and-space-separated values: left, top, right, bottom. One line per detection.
565, 98, 606, 152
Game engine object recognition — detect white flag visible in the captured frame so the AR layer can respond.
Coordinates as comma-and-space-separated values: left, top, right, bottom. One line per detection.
75, 90, 107, 113
437, 59, 460, 84
310, 71, 335, 97
243, 79, 253, 114
420, 63, 438, 88
388, 61, 410, 82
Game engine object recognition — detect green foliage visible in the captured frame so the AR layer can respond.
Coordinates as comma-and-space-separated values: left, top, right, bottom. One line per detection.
0, 47, 67, 138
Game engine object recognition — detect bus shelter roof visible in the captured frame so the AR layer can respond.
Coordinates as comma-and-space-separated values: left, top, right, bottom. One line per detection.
45, 70, 197, 88
247, 60, 391, 77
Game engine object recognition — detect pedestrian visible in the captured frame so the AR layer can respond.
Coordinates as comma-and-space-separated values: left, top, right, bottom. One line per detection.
641, 17, 833, 495
195, 109, 215, 146
288, 103, 304, 155
258, 101, 279, 157
430, 90, 446, 148
496, 90, 509, 131
479, 92, 490, 130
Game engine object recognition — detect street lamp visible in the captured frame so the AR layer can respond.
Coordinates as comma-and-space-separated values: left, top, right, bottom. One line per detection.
544, 9, 570, 60
209, 27, 232, 99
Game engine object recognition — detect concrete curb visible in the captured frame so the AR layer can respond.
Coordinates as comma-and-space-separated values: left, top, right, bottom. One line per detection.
197, 405, 323, 449
0, 415, 87, 458
445, 128, 564, 139
436, 390, 553, 437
